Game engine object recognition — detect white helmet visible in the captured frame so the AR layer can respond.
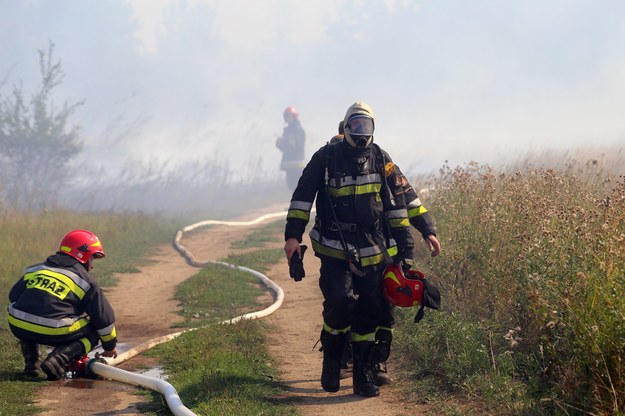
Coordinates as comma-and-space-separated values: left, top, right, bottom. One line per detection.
343, 101, 375, 148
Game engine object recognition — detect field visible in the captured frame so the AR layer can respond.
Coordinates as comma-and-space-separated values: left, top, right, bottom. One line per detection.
396, 150, 625, 415
1, 149, 624, 415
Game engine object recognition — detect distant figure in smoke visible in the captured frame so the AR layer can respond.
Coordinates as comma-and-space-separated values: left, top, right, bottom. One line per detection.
276, 106, 306, 190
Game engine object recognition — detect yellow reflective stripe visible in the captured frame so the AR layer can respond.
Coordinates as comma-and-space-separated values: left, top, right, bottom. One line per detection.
311, 240, 347, 260
79, 337, 91, 353
351, 331, 376, 342
328, 185, 355, 197
7, 315, 90, 336
376, 326, 393, 333
408, 205, 428, 218
386, 246, 398, 257
360, 252, 385, 267
389, 218, 410, 228
323, 322, 351, 335
328, 183, 382, 197
24, 269, 86, 300
355, 183, 381, 195
287, 209, 310, 221
100, 327, 117, 342
311, 240, 387, 266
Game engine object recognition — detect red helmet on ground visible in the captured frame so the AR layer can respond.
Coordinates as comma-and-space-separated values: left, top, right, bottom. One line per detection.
59, 230, 105, 264
283, 106, 299, 121
382, 264, 425, 307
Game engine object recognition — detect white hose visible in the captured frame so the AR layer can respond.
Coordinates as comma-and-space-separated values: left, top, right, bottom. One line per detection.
89, 361, 196, 416
88, 211, 288, 416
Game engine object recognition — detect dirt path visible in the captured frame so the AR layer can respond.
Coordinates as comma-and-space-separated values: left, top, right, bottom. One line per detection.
33, 209, 425, 415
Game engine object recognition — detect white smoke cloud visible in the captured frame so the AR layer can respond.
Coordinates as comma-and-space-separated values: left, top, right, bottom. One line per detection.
1, 0, 624, 184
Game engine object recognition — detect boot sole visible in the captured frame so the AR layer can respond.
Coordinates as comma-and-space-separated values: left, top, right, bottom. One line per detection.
353, 387, 380, 397
374, 376, 392, 386
321, 383, 340, 393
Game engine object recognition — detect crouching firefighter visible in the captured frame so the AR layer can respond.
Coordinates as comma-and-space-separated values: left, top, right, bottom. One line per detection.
284, 101, 414, 397
7, 230, 118, 380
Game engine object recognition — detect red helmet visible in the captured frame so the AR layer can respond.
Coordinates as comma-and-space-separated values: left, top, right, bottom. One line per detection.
59, 230, 105, 264
283, 106, 299, 120
382, 264, 425, 307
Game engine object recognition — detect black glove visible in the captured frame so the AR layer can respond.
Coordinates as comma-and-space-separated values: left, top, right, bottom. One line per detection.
289, 244, 307, 281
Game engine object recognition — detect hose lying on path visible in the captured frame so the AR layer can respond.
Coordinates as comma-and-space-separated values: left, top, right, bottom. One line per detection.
88, 210, 288, 416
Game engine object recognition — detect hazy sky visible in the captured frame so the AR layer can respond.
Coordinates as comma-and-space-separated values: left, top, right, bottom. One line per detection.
2, 0, 624, 180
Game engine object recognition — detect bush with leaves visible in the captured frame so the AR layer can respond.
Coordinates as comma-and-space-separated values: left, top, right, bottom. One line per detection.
0, 42, 83, 211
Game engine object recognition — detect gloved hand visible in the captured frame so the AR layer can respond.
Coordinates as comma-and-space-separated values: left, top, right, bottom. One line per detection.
396, 257, 414, 274
289, 244, 307, 281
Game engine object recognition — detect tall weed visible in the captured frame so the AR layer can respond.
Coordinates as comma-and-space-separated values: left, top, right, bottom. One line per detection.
402, 156, 625, 414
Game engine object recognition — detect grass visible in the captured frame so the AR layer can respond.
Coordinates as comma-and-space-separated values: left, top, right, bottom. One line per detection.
0, 210, 179, 416
139, 321, 295, 416
230, 220, 285, 249
397, 155, 625, 415
173, 248, 283, 328
136, 218, 294, 415
1, 207, 291, 415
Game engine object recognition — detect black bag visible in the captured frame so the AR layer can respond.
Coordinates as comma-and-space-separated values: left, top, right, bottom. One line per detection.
414, 277, 441, 323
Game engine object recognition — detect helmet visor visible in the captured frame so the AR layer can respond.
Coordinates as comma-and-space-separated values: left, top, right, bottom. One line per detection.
347, 115, 374, 135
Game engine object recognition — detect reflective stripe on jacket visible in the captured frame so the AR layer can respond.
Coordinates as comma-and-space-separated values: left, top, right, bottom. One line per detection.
286, 141, 414, 268
7, 253, 117, 351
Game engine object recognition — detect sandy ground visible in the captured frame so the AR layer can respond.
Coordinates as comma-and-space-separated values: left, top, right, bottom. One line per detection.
33, 209, 426, 415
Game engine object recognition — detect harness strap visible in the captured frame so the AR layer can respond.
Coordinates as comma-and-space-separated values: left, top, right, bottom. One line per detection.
329, 221, 358, 232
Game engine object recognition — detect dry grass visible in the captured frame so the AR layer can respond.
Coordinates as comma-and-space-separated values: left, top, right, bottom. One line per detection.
400, 150, 625, 415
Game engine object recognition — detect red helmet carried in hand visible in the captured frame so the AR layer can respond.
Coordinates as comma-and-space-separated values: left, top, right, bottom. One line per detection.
59, 230, 105, 264
382, 264, 425, 307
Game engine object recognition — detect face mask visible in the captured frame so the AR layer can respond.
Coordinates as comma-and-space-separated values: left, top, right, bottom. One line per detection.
346, 115, 374, 148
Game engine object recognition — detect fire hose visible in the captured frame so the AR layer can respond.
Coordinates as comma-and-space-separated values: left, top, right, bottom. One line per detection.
84, 210, 288, 416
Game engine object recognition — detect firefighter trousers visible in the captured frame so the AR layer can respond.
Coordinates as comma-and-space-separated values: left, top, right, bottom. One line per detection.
10, 321, 101, 353
318, 258, 390, 339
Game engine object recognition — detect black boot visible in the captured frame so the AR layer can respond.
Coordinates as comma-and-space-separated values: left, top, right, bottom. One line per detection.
339, 334, 353, 380
373, 330, 393, 386
320, 330, 347, 392
352, 341, 380, 397
19, 341, 40, 377
41, 341, 85, 380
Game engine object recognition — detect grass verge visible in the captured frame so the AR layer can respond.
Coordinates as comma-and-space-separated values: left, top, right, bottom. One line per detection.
137, 219, 295, 415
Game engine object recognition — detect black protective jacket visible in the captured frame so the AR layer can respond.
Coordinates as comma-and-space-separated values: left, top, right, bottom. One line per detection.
285, 141, 414, 269
394, 165, 437, 238
7, 253, 117, 351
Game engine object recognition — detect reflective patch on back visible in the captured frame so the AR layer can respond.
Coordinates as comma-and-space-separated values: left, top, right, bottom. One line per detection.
25, 274, 70, 300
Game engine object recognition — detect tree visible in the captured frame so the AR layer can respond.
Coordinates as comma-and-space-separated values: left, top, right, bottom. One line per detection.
0, 42, 83, 211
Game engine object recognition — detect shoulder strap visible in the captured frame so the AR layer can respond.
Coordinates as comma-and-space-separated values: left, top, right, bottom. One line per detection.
371, 143, 386, 172
322, 143, 365, 276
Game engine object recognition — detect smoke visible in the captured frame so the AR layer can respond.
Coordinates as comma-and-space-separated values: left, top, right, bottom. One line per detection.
1, 0, 624, 212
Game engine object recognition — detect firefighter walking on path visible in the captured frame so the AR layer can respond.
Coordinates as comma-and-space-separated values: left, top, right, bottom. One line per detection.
284, 101, 414, 397
7, 230, 118, 380
326, 115, 442, 387
276, 106, 306, 191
